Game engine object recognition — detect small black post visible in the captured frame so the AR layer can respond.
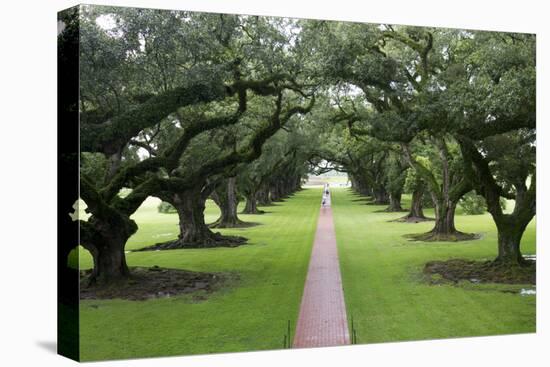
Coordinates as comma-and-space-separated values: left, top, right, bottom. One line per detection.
350, 315, 354, 344
287, 320, 291, 348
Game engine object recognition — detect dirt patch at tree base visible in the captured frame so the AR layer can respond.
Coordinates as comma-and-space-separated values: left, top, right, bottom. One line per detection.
209, 221, 260, 229
241, 210, 266, 215
391, 216, 434, 223
405, 231, 480, 242
136, 234, 248, 251
80, 266, 236, 301
424, 259, 535, 285
374, 208, 408, 213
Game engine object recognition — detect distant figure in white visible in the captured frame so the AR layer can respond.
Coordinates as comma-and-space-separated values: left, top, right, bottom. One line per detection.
322, 183, 330, 207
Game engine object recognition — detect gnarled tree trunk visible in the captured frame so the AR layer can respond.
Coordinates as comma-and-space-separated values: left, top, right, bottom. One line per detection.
349, 172, 371, 196
80, 215, 137, 284
242, 191, 264, 214
372, 186, 389, 205
385, 192, 404, 212
431, 199, 458, 235
256, 186, 272, 206
486, 185, 535, 265
175, 193, 218, 245
90, 241, 129, 281
399, 186, 429, 222
146, 187, 246, 250
270, 182, 282, 202
419, 192, 474, 241
495, 219, 526, 264
404, 177, 471, 241
211, 177, 247, 228
402, 139, 472, 241
458, 136, 536, 265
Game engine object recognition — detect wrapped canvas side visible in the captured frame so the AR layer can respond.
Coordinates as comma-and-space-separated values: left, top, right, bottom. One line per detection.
57, 5, 80, 362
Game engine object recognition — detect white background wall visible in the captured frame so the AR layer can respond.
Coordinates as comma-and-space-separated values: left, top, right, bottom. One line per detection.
0, 0, 548, 366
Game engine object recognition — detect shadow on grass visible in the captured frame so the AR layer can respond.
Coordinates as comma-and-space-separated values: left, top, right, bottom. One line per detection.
258, 202, 284, 207
241, 210, 267, 215
351, 198, 372, 203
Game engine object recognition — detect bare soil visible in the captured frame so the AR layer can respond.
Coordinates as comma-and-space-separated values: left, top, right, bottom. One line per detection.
373, 208, 408, 213
424, 259, 536, 285
136, 233, 247, 251
80, 266, 237, 301
405, 231, 480, 242
391, 216, 434, 223
209, 220, 259, 229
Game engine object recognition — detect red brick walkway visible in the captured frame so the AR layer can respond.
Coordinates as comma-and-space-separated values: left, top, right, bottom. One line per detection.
293, 190, 350, 348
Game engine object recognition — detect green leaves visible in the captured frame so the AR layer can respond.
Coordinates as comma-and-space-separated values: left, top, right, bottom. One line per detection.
77, 6, 535, 244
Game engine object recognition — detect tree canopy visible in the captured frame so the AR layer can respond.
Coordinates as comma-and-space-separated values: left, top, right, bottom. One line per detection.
63, 5, 535, 285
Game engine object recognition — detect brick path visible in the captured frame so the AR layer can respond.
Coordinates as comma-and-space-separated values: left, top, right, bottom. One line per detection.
293, 189, 351, 348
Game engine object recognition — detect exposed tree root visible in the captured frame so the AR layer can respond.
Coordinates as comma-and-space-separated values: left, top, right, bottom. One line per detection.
374, 208, 408, 213
136, 233, 247, 251
391, 215, 434, 223
208, 219, 258, 229
405, 231, 479, 242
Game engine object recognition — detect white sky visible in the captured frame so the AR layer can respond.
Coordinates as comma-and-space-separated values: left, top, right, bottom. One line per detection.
95, 14, 116, 30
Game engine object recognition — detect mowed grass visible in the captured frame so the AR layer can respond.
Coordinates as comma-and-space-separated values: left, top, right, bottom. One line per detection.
332, 188, 536, 344
77, 188, 321, 361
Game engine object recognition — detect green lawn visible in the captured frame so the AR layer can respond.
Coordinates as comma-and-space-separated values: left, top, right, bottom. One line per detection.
76, 186, 536, 360
332, 188, 536, 344
78, 188, 321, 361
